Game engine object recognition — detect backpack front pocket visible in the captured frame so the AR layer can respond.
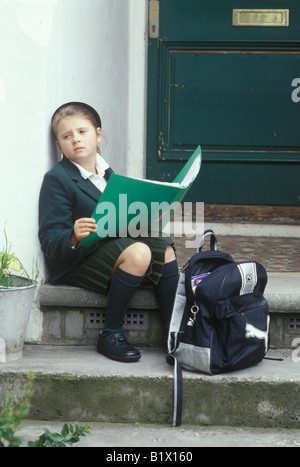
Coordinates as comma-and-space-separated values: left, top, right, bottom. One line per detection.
211, 294, 269, 373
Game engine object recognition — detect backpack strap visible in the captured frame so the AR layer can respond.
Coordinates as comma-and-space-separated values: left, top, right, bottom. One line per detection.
167, 354, 183, 427
168, 230, 218, 427
168, 271, 187, 350
167, 271, 187, 427
198, 229, 218, 252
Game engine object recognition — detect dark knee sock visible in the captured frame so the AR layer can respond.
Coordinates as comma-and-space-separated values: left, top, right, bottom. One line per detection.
102, 267, 144, 341
154, 259, 179, 332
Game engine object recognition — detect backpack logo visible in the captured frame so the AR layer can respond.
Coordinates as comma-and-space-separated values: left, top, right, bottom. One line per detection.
245, 316, 270, 353
187, 318, 194, 326
238, 263, 257, 295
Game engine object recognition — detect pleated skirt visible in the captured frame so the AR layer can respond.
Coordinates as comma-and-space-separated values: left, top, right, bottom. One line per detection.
62, 236, 175, 294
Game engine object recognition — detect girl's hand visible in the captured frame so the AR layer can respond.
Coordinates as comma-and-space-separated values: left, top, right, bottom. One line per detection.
70, 218, 97, 246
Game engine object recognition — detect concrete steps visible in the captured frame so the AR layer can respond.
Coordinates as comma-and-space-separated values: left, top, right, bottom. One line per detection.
0, 345, 299, 429
39, 272, 300, 349
2, 224, 300, 432
10, 270, 296, 430
17, 420, 300, 447
19, 269, 298, 430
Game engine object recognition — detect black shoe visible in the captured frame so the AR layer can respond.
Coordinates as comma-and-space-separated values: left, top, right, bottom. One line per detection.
97, 331, 141, 363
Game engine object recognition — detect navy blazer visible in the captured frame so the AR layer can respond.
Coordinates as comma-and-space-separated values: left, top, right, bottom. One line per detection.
38, 156, 114, 283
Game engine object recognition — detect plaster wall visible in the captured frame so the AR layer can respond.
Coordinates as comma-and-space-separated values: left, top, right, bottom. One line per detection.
0, 0, 148, 341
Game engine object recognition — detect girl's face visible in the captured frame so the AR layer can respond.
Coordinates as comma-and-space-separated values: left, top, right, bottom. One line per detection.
55, 116, 102, 166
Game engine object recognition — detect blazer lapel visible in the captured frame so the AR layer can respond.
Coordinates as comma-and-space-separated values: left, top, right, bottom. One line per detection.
60, 156, 113, 203
104, 167, 114, 181
76, 178, 101, 202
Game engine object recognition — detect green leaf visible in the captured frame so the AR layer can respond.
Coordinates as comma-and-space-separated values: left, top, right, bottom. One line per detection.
8, 436, 24, 447
47, 432, 62, 443
61, 423, 69, 437
44, 439, 53, 447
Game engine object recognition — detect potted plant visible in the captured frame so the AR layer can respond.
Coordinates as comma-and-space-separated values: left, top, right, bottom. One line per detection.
0, 230, 38, 363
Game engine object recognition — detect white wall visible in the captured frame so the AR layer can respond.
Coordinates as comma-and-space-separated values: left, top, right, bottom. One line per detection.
0, 0, 148, 341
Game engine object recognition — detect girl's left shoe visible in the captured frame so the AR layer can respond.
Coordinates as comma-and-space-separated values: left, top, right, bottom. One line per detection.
97, 330, 141, 362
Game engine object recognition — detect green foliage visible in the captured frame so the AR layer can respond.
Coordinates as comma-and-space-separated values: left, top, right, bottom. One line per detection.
0, 372, 34, 447
0, 228, 39, 288
28, 423, 91, 448
0, 373, 91, 447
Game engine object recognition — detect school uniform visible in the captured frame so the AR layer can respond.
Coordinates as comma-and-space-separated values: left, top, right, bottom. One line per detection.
38, 155, 174, 291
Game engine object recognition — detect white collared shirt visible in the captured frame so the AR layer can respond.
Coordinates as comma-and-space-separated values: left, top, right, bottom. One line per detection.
71, 154, 110, 193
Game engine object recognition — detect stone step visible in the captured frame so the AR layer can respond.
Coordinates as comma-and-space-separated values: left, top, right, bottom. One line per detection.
17, 420, 300, 448
39, 283, 164, 347
39, 272, 300, 349
1, 345, 299, 429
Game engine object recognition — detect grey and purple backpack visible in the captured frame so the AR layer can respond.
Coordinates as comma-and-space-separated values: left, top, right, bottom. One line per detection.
167, 230, 270, 426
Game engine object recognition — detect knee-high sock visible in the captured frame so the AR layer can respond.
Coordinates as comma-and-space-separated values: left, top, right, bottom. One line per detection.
102, 267, 144, 341
154, 259, 179, 332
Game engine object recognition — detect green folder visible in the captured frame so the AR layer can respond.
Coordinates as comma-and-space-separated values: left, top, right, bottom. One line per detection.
79, 145, 202, 246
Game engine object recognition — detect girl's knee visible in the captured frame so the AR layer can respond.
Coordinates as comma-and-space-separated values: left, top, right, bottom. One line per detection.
115, 242, 152, 276
130, 242, 152, 266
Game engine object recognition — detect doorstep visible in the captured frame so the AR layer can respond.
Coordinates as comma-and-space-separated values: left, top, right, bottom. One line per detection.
0, 345, 299, 428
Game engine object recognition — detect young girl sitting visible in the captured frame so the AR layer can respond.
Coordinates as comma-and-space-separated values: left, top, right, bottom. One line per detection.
39, 102, 179, 363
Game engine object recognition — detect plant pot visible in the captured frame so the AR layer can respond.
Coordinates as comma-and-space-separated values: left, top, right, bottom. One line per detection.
0, 276, 37, 363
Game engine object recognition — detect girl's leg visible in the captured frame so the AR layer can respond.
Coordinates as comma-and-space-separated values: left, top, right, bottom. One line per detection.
153, 245, 179, 333
97, 243, 152, 362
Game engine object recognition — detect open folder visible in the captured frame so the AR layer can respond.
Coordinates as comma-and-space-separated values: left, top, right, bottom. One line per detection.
79, 145, 202, 246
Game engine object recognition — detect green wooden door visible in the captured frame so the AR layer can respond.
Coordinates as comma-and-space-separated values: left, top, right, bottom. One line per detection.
146, 0, 300, 205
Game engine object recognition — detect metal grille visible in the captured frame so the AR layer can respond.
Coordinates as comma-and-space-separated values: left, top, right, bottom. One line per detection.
88, 311, 148, 330
288, 318, 300, 332
89, 312, 106, 328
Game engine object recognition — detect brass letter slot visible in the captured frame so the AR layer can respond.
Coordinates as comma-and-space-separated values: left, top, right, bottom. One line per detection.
233, 9, 289, 27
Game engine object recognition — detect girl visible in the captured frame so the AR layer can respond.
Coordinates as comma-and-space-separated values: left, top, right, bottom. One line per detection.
39, 102, 179, 363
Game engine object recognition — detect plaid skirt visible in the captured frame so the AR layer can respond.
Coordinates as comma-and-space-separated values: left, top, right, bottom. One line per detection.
61, 236, 175, 293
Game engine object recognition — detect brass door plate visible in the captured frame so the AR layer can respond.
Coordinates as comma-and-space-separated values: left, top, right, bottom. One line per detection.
149, 0, 159, 38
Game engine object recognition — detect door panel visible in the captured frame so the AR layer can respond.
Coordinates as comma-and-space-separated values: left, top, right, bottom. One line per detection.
147, 0, 300, 205
170, 50, 300, 152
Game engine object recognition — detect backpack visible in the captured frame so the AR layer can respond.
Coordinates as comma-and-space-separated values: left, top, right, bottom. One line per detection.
167, 230, 270, 427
